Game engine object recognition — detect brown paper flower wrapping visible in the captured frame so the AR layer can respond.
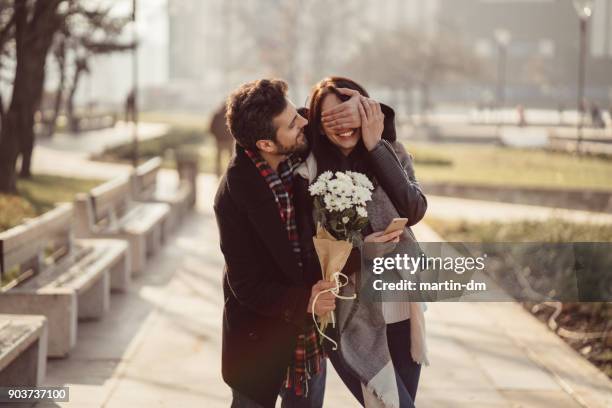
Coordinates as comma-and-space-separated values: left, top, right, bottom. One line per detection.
313, 224, 353, 332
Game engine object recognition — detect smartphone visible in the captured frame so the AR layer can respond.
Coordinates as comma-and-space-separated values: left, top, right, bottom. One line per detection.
383, 218, 408, 235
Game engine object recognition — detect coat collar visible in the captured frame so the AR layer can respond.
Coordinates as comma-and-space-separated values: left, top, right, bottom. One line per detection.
226, 146, 303, 282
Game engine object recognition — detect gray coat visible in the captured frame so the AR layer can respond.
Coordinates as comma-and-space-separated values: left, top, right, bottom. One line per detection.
297, 139, 429, 408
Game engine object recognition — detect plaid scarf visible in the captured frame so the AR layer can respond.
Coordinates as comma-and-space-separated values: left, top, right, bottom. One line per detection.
245, 149, 324, 397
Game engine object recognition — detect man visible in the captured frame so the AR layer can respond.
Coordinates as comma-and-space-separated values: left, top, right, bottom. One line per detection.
214, 79, 339, 408
209, 103, 234, 177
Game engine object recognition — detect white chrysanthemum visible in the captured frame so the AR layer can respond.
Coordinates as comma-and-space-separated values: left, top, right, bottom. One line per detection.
327, 179, 352, 197
335, 195, 352, 211
335, 172, 353, 184
308, 180, 326, 196
356, 206, 368, 218
324, 194, 341, 212
342, 216, 350, 224
319, 171, 333, 182
352, 186, 372, 206
347, 171, 374, 190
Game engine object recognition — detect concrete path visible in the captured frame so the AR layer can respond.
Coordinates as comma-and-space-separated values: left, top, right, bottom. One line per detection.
39, 122, 169, 155
24, 128, 612, 407
32, 122, 168, 181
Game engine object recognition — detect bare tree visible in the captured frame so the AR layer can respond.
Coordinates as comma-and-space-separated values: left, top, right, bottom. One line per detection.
302, 0, 369, 86
227, 0, 367, 101
49, 5, 132, 135
0, 0, 65, 190
0, 0, 16, 130
0, 0, 133, 192
46, 30, 67, 137
346, 26, 483, 117
232, 0, 303, 93
64, 6, 132, 133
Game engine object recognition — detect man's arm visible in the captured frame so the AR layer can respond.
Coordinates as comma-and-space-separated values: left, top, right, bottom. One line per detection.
214, 190, 311, 327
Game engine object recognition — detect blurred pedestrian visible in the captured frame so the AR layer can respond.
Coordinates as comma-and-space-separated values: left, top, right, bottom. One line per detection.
558, 103, 565, 125
125, 90, 136, 123
517, 104, 527, 127
209, 103, 234, 177
590, 103, 605, 129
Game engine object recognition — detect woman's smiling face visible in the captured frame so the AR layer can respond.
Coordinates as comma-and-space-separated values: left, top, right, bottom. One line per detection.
320, 93, 361, 156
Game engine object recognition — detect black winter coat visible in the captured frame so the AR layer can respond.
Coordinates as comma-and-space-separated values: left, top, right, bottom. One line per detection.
213, 145, 321, 407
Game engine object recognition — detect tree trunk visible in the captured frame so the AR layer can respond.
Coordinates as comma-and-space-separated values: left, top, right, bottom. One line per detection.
66, 63, 84, 134
19, 2, 62, 178
0, 112, 21, 192
0, 0, 63, 189
0, 0, 28, 192
0, 92, 5, 131
46, 38, 66, 138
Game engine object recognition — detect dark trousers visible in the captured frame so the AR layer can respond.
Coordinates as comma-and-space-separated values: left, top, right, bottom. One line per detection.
328, 319, 421, 407
231, 359, 327, 408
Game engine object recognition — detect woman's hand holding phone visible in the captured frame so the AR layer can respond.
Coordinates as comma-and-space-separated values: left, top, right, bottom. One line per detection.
362, 218, 407, 259
364, 229, 403, 244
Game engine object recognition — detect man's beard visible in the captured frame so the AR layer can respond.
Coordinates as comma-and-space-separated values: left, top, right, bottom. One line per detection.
274, 134, 308, 156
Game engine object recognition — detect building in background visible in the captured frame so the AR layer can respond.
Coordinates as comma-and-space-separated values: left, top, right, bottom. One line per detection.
437, 0, 612, 107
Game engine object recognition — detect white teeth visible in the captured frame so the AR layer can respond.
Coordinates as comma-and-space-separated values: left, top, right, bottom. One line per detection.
339, 130, 353, 137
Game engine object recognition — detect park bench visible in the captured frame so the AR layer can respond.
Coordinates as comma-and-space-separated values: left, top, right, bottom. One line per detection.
0, 204, 129, 357
74, 175, 171, 274
71, 111, 118, 133
0, 315, 47, 386
131, 157, 193, 232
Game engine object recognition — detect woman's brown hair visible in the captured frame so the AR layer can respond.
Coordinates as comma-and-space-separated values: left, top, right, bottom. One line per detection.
306, 77, 374, 179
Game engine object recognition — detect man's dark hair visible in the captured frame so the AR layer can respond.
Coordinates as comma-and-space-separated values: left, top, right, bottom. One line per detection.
225, 79, 288, 151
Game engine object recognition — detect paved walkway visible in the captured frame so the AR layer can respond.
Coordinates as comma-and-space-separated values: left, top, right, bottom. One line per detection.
39, 122, 169, 155
24, 128, 612, 407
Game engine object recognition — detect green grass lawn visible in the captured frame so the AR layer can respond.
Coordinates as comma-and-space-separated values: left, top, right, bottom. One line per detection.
0, 175, 102, 232
109, 115, 612, 190
407, 142, 612, 191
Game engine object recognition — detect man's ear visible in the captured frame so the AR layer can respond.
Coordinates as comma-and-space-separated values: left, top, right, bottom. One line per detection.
255, 139, 276, 153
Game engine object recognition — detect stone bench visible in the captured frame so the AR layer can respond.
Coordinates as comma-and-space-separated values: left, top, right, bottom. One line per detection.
0, 315, 47, 386
0, 204, 129, 357
74, 175, 170, 275
131, 157, 193, 232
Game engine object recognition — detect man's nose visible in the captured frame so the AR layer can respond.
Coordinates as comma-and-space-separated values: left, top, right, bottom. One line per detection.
300, 116, 308, 127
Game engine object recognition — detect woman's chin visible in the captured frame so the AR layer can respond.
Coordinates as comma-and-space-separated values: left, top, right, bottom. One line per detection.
335, 140, 359, 154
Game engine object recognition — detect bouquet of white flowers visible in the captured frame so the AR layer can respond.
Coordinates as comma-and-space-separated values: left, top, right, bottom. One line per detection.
309, 170, 374, 245
309, 171, 374, 347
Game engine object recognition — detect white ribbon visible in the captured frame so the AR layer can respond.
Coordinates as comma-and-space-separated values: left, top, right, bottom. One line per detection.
311, 271, 357, 350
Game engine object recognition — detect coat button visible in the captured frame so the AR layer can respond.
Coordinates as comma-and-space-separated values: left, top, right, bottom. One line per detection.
248, 332, 258, 341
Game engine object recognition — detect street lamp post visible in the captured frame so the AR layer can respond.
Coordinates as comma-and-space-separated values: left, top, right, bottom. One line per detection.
131, 0, 139, 168
573, 0, 594, 154
494, 29, 511, 114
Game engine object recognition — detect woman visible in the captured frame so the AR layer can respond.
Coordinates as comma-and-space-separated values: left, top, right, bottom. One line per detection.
295, 77, 429, 408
